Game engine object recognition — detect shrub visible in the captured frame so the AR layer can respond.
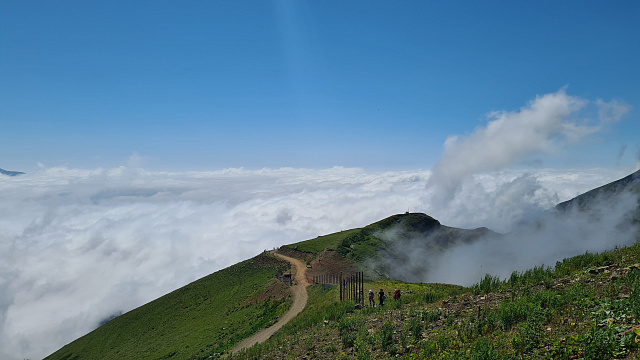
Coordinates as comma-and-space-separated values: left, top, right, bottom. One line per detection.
469, 338, 501, 360
584, 326, 617, 360
628, 270, 640, 320
338, 317, 359, 348
499, 298, 530, 330
379, 322, 395, 352
409, 316, 422, 342
423, 291, 445, 303
511, 320, 542, 354
472, 274, 502, 295
354, 336, 371, 360
422, 309, 440, 323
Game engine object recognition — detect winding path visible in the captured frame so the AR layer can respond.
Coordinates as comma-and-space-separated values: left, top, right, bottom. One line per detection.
229, 252, 310, 354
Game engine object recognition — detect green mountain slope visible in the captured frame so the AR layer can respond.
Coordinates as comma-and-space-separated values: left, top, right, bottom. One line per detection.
556, 169, 640, 225
556, 169, 640, 213
45, 254, 292, 360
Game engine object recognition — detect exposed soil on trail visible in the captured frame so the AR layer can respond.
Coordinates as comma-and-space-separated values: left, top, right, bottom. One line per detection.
274, 247, 359, 284
229, 251, 310, 354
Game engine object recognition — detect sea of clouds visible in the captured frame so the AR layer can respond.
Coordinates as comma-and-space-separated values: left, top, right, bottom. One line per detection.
1, 89, 637, 359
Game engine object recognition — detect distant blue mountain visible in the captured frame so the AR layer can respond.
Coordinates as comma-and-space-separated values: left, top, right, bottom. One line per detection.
0, 168, 25, 176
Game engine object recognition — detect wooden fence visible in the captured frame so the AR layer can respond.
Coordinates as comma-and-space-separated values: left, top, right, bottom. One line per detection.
312, 272, 364, 304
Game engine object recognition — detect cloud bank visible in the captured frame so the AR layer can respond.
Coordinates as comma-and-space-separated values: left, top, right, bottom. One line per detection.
0, 89, 634, 359
0, 165, 632, 359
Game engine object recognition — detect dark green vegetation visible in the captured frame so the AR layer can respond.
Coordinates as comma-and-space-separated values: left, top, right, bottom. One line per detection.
45, 254, 292, 360
283, 212, 496, 281
280, 213, 463, 257
281, 228, 361, 254
556, 169, 640, 226
229, 243, 640, 360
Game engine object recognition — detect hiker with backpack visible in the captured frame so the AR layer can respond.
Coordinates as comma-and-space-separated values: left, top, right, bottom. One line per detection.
393, 289, 401, 301
368, 289, 375, 307
378, 289, 386, 306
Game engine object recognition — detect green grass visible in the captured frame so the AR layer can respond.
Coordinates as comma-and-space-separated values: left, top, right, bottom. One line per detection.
230, 241, 640, 360
45, 253, 291, 360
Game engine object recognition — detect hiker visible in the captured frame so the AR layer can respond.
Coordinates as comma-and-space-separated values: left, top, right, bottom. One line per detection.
368, 289, 375, 307
378, 289, 385, 306
393, 289, 401, 301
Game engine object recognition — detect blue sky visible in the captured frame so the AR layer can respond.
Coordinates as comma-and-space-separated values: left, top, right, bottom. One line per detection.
1, 1, 639, 171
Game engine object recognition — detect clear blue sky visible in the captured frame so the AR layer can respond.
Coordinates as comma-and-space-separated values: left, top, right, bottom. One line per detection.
1, 1, 639, 171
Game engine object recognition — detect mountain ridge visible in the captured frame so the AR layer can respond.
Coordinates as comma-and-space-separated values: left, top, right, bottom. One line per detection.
0, 167, 25, 176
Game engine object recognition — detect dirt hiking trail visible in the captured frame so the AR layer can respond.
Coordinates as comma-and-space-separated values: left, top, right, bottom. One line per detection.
230, 252, 310, 354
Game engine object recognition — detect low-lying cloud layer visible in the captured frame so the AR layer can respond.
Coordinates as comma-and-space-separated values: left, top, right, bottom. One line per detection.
1, 166, 432, 359
0, 165, 632, 359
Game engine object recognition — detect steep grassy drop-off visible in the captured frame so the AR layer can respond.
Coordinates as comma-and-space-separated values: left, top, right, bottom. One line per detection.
45, 253, 292, 360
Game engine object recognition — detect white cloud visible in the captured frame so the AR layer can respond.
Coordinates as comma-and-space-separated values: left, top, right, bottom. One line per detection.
597, 98, 631, 123
427, 89, 631, 207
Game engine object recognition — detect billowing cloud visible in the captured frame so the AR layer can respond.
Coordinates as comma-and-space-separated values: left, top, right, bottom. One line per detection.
427, 89, 631, 208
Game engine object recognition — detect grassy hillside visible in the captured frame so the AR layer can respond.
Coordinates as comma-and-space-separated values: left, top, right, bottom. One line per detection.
230, 242, 640, 360
45, 253, 292, 360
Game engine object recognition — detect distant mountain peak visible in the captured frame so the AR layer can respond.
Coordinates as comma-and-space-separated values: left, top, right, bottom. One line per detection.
555, 169, 640, 212
0, 168, 25, 176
